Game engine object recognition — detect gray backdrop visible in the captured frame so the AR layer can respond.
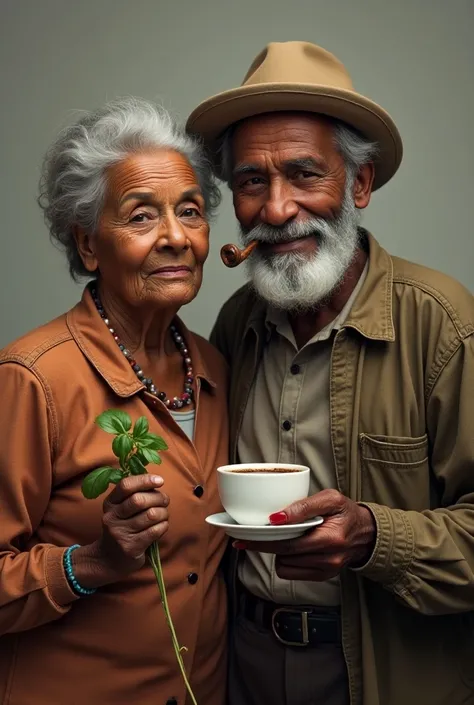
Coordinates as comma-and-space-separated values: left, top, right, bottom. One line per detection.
1, 0, 473, 347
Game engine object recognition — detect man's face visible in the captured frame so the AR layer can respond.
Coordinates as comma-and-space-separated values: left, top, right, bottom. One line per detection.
229, 112, 372, 310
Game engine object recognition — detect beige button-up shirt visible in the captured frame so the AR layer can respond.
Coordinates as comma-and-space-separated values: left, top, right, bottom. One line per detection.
238, 264, 368, 606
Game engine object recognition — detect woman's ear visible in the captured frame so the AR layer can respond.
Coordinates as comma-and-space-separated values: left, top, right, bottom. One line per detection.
74, 226, 98, 273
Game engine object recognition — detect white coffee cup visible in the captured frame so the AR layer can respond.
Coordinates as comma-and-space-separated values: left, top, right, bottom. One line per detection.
217, 462, 310, 526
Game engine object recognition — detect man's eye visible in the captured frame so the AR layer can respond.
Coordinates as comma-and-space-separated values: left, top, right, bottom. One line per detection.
295, 171, 316, 180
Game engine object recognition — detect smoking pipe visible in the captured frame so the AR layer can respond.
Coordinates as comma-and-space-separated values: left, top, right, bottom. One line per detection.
220, 240, 258, 268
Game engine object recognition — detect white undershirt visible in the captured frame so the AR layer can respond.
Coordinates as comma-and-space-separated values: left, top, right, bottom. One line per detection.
170, 409, 195, 441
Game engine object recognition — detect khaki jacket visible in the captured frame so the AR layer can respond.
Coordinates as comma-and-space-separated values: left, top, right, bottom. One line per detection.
0, 286, 229, 705
210, 232, 474, 705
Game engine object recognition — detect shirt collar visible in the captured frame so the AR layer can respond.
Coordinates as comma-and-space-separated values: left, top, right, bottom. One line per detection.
66, 284, 216, 398
247, 230, 396, 343
265, 259, 369, 344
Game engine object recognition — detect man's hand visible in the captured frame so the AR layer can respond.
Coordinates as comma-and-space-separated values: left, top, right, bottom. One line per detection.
234, 489, 376, 582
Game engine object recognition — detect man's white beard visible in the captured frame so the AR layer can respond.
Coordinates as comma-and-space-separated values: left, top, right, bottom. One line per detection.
240, 176, 361, 312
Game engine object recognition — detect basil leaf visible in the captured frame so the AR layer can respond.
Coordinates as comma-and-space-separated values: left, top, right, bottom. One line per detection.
112, 434, 133, 462
133, 416, 149, 438
141, 433, 168, 451
139, 447, 161, 465
81, 466, 121, 499
129, 454, 148, 475
109, 469, 124, 485
95, 410, 132, 434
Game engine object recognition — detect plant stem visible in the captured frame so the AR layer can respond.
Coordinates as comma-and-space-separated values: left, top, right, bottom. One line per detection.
147, 543, 198, 705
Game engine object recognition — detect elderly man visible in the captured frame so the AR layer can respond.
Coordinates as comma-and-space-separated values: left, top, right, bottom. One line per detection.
187, 41, 474, 705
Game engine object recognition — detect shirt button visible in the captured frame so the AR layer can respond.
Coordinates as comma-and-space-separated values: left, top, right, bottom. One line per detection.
290, 364, 300, 375
193, 485, 204, 498
166, 699, 177, 705
187, 572, 199, 585
282, 420, 292, 431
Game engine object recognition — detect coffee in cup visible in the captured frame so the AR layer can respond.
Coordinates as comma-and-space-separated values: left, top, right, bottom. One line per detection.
217, 462, 310, 525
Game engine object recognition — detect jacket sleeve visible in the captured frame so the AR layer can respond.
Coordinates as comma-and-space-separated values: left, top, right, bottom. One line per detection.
358, 335, 474, 615
209, 303, 232, 363
0, 362, 78, 635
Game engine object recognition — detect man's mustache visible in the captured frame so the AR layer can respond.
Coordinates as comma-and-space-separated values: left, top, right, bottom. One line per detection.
240, 217, 334, 246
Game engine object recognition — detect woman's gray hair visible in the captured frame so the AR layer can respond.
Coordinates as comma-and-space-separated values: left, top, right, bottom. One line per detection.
39, 97, 221, 280
218, 116, 378, 186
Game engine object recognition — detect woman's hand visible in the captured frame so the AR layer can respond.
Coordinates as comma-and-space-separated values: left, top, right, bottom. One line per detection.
72, 474, 169, 589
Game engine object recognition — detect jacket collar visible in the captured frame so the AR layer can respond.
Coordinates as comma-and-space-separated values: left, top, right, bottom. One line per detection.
66, 284, 216, 398
245, 230, 395, 343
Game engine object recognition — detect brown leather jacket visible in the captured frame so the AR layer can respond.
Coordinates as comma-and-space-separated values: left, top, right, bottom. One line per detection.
211, 231, 474, 705
0, 286, 229, 705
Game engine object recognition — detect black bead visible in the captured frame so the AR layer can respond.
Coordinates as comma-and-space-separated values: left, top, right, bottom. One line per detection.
193, 485, 204, 498
187, 573, 198, 585
158, 391, 167, 401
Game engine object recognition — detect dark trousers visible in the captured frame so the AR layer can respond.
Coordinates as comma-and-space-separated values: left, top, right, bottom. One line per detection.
229, 611, 350, 705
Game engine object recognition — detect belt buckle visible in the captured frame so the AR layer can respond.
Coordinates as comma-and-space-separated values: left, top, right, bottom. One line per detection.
271, 607, 310, 647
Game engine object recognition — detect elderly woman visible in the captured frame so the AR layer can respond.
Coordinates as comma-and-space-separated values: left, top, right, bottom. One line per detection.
0, 98, 228, 705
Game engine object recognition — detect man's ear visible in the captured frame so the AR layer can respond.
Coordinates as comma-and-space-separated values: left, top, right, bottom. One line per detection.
74, 226, 98, 273
353, 162, 374, 209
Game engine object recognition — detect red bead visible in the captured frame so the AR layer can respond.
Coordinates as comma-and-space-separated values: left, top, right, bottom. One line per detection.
182, 393, 190, 400
129, 359, 136, 366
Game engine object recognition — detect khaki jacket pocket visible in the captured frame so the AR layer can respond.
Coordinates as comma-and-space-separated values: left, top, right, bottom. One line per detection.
359, 433, 430, 510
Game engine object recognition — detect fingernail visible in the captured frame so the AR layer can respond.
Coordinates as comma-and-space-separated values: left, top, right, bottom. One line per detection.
269, 511, 288, 525
232, 541, 247, 550
151, 475, 163, 485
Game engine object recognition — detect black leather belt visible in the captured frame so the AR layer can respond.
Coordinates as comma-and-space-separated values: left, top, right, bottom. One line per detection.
239, 587, 342, 647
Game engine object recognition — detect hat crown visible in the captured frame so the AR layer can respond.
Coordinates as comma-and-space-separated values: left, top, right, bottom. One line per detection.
242, 41, 355, 92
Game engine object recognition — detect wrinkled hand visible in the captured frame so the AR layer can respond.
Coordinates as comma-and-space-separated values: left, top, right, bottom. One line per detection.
95, 474, 170, 578
234, 489, 376, 582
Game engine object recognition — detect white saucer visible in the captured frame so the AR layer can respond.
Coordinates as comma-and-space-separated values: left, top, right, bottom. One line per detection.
205, 512, 324, 541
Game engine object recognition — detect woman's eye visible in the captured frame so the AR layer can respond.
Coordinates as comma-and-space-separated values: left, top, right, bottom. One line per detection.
243, 177, 264, 186
181, 207, 200, 218
130, 213, 151, 223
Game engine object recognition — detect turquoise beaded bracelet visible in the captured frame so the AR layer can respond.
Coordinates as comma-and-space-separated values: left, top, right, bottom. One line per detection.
63, 544, 96, 596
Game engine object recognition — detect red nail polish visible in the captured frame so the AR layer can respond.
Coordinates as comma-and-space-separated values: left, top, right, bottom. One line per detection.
269, 511, 288, 525
233, 541, 247, 550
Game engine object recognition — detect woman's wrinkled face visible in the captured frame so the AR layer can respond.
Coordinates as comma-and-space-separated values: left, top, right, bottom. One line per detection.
78, 149, 209, 311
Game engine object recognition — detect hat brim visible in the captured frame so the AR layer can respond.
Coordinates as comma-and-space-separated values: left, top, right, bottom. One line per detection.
186, 83, 403, 191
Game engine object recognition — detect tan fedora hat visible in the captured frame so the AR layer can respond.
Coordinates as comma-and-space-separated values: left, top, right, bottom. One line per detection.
187, 41, 403, 190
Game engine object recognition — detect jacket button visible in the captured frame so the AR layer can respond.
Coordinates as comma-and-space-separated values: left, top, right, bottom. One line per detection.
282, 420, 292, 431
193, 485, 204, 498
290, 364, 300, 375
187, 572, 198, 585
166, 699, 177, 705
